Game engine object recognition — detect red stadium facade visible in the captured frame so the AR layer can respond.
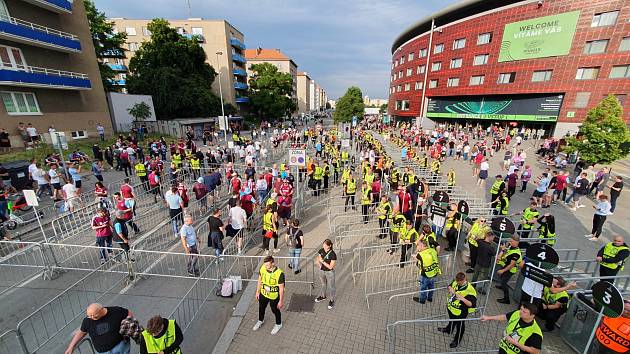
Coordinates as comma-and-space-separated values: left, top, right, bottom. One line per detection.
388, 0, 630, 137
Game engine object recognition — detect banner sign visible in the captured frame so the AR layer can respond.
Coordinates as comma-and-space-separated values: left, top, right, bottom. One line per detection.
426, 94, 564, 122
499, 11, 580, 62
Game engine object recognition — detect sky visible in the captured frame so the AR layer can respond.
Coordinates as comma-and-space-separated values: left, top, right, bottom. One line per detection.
94, 0, 460, 99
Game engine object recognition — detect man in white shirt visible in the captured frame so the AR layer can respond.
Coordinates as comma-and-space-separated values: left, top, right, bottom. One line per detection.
62, 179, 79, 212
28, 158, 38, 189
228, 200, 248, 254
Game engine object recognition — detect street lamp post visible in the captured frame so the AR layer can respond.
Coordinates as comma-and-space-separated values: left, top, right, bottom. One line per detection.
215, 51, 227, 143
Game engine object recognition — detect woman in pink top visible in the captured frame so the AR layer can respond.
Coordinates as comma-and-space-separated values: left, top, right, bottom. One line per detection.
520, 165, 533, 192
91, 208, 113, 263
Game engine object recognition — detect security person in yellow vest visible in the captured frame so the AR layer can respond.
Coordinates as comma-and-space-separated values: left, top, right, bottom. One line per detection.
420, 224, 440, 252
172, 152, 182, 169
496, 235, 522, 305
262, 205, 278, 254
493, 191, 510, 216
539, 276, 576, 332
390, 168, 400, 191
360, 181, 371, 224
341, 150, 349, 166
332, 158, 341, 185
364, 167, 375, 186
341, 166, 351, 187
431, 159, 441, 175
413, 240, 441, 304
447, 168, 455, 193
420, 154, 429, 169
597, 235, 630, 282
232, 132, 240, 145
444, 203, 461, 252
490, 175, 506, 209
537, 214, 556, 247
389, 210, 406, 255
439, 272, 477, 348
135, 160, 149, 191
399, 220, 419, 267
140, 315, 183, 354
312, 162, 323, 196
323, 161, 330, 190
376, 196, 392, 239
481, 303, 543, 354
515, 201, 540, 238
344, 174, 357, 212
465, 218, 490, 273
190, 156, 200, 179
253, 255, 285, 335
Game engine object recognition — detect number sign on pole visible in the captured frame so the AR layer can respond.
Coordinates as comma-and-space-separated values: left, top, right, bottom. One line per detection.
525, 243, 559, 270
583, 281, 624, 354
432, 191, 449, 206
490, 216, 515, 238
457, 200, 469, 216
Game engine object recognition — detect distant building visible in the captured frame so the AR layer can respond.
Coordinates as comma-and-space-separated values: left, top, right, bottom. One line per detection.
0, 0, 112, 146
244, 48, 298, 100
296, 71, 311, 114
364, 96, 388, 107
110, 18, 249, 110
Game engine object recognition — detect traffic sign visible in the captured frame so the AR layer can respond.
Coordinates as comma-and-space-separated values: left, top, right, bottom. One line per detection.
288, 149, 306, 167
491, 216, 515, 237
457, 200, 469, 216
525, 243, 559, 269
592, 281, 624, 318
432, 191, 449, 205
522, 262, 553, 287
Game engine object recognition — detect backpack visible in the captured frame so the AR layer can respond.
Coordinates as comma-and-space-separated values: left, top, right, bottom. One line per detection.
287, 226, 300, 248
217, 278, 233, 297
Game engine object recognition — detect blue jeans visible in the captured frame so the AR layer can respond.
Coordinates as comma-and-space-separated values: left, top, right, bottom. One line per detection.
257, 190, 268, 204
418, 275, 435, 302
288, 247, 302, 271
463, 153, 468, 161
95, 236, 113, 261
99, 339, 130, 354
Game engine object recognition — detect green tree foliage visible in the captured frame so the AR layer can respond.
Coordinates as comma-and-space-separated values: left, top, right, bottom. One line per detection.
379, 103, 388, 114
84, 0, 126, 92
565, 94, 630, 164
247, 63, 296, 121
126, 19, 221, 119
333, 87, 364, 123
127, 102, 152, 122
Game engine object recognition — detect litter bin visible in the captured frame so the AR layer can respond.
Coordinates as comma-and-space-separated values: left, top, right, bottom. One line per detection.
0, 160, 30, 190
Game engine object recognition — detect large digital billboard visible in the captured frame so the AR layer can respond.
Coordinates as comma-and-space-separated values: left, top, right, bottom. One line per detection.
426, 94, 564, 122
498, 11, 580, 62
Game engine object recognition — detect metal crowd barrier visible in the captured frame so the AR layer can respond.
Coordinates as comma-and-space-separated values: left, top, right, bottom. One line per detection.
352, 243, 414, 283
335, 227, 384, 259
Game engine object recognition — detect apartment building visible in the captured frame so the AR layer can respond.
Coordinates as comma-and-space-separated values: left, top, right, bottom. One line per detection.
243, 48, 298, 100
0, 0, 111, 146
109, 18, 248, 110
296, 71, 311, 115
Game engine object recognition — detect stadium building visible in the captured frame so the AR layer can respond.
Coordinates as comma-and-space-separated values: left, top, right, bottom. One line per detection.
388, 0, 630, 137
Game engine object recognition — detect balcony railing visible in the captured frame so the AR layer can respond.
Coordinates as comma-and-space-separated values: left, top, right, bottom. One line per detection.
233, 68, 247, 77
234, 82, 248, 90
0, 14, 81, 52
106, 63, 127, 72
102, 49, 125, 58
235, 96, 249, 103
20, 0, 73, 13
0, 64, 91, 90
230, 38, 246, 50
108, 79, 126, 86
181, 33, 204, 43
232, 53, 246, 64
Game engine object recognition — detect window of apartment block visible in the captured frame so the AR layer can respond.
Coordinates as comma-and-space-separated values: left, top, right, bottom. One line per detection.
591, 11, 619, 27
419, 48, 427, 57
71, 130, 88, 140
452, 38, 466, 50
473, 54, 489, 66
447, 77, 460, 87
402, 100, 410, 111
1, 91, 40, 115
417, 65, 426, 74
176, 27, 185, 34
395, 101, 402, 110
125, 27, 136, 35
531, 70, 552, 82
404, 83, 411, 91
450, 58, 462, 69
429, 79, 438, 88
575, 67, 600, 80
142, 27, 151, 36
394, 60, 398, 67
497, 72, 516, 84
192, 27, 203, 35
431, 62, 442, 72
574, 92, 591, 108
128, 42, 139, 51
434, 43, 444, 54
400, 56, 405, 64
584, 39, 609, 54
397, 85, 402, 92
609, 65, 630, 78
414, 81, 423, 90
477, 32, 492, 45
406, 68, 413, 77
469, 75, 485, 86
620, 37, 630, 52
0, 45, 27, 71
408, 52, 414, 61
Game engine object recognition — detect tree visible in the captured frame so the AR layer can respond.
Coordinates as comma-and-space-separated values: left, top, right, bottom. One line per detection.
333, 87, 364, 123
126, 19, 222, 119
127, 102, 152, 122
379, 103, 388, 114
84, 0, 127, 92
247, 63, 296, 121
565, 94, 630, 164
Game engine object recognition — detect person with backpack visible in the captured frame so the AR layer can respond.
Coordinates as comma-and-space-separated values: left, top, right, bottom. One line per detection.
112, 210, 133, 263
113, 192, 140, 234
148, 170, 162, 202
286, 218, 304, 275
